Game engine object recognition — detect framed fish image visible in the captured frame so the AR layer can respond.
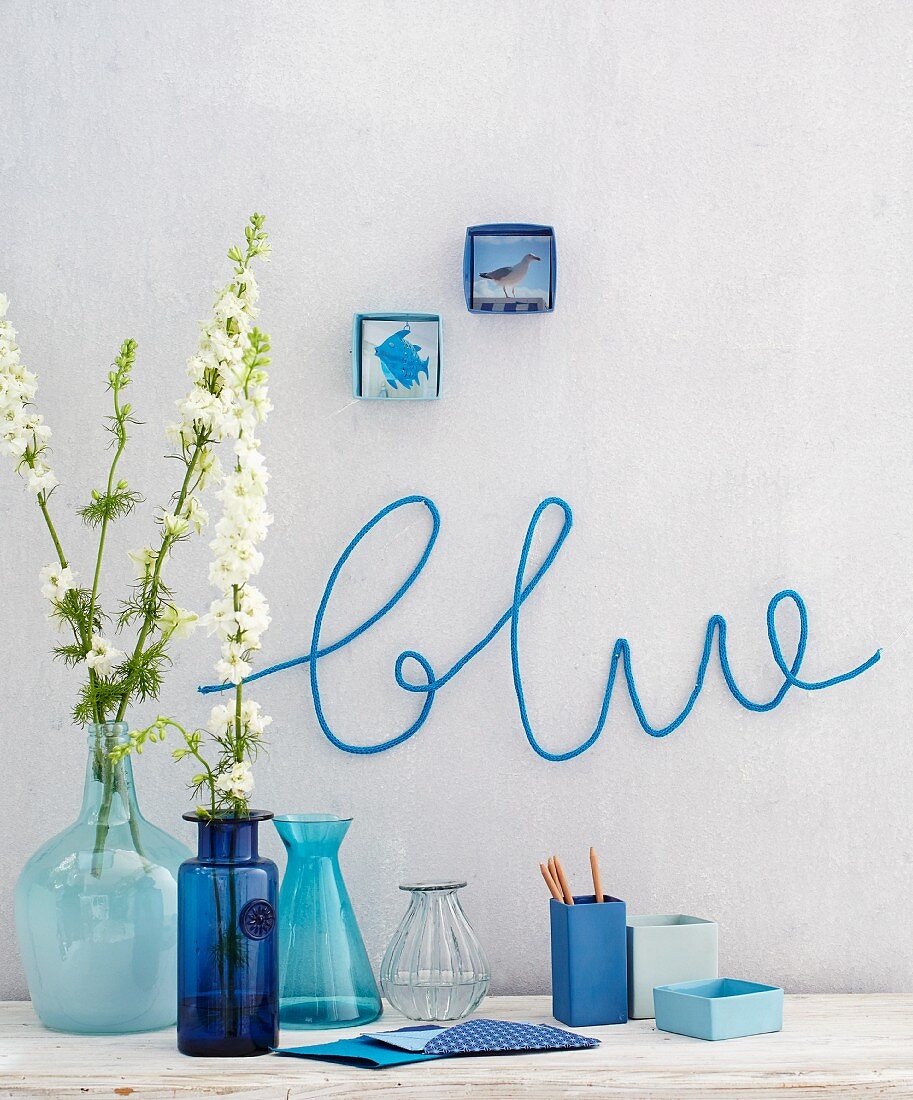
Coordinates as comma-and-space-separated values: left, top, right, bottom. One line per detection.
352, 313, 442, 400
463, 223, 556, 313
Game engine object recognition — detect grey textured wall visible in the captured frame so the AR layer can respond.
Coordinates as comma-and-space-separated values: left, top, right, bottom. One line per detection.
2, 1, 911, 1000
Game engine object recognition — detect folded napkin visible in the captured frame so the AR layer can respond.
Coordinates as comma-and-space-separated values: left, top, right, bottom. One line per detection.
423, 1018, 599, 1055
274, 1019, 598, 1068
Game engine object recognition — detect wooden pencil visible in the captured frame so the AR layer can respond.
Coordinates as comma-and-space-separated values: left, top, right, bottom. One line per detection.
589, 845, 604, 903
553, 855, 575, 905
540, 862, 563, 901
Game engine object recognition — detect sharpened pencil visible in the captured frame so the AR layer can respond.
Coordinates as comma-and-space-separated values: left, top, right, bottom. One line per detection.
540, 862, 563, 901
553, 856, 574, 905
589, 846, 604, 903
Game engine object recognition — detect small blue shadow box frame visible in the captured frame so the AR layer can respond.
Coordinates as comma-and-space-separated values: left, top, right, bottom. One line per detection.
463, 224, 557, 314
549, 894, 628, 1027
352, 313, 443, 401
653, 978, 784, 1041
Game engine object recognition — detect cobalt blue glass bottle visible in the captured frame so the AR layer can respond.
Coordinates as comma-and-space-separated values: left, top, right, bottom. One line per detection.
177, 811, 278, 1057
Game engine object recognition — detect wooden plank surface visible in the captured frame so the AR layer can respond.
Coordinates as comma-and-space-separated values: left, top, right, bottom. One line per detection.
1, 995, 912, 1098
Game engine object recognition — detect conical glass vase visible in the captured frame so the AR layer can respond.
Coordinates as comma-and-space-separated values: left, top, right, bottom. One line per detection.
274, 814, 382, 1029
14, 722, 190, 1034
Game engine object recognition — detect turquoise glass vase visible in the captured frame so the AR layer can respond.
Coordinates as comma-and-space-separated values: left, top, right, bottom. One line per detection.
274, 814, 382, 1029
14, 722, 190, 1033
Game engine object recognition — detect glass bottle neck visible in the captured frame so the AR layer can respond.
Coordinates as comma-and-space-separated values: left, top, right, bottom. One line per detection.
79, 722, 142, 825
409, 887, 464, 915
194, 818, 262, 862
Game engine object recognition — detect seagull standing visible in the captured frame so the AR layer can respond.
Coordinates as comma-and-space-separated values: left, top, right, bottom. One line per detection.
479, 252, 541, 298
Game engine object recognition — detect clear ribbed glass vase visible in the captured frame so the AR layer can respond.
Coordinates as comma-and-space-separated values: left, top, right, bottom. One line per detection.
380, 882, 490, 1021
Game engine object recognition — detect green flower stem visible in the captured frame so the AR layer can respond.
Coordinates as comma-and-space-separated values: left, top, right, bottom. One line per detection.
232, 584, 243, 756
38, 492, 101, 725
113, 439, 204, 723
90, 738, 148, 878
87, 354, 132, 711
90, 761, 115, 878
226, 851, 239, 1035
212, 865, 228, 1034
114, 760, 149, 868
37, 494, 68, 572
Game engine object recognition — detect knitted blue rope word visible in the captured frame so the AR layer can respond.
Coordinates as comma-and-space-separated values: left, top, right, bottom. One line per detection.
199, 495, 881, 761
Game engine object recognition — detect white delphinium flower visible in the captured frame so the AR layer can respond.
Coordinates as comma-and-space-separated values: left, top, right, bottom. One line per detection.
199, 300, 272, 812
127, 545, 157, 579
162, 510, 189, 539
128, 223, 268, 692
85, 635, 126, 678
207, 703, 233, 736
184, 495, 209, 535
0, 297, 58, 498
157, 604, 197, 641
241, 699, 271, 740
122, 216, 273, 821
39, 563, 78, 604
214, 759, 254, 800
215, 650, 251, 686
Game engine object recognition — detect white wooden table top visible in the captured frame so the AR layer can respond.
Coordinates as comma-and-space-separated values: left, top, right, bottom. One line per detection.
1, 994, 912, 1098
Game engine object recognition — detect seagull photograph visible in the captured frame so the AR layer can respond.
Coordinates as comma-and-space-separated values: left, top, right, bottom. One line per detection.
480, 252, 540, 298
471, 232, 552, 311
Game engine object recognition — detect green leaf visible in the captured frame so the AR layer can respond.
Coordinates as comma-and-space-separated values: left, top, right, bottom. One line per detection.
78, 487, 144, 528
53, 643, 87, 668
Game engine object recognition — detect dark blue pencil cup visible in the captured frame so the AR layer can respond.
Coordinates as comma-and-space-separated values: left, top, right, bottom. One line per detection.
550, 895, 628, 1027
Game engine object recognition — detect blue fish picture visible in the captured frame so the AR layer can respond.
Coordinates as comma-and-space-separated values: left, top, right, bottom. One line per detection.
355, 315, 441, 400
374, 323, 429, 390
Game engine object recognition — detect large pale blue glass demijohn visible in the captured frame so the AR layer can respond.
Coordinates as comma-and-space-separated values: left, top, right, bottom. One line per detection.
14, 722, 189, 1033
274, 814, 382, 1029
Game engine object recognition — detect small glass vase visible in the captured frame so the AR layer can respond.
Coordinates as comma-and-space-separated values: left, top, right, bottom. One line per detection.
177, 811, 278, 1057
380, 881, 490, 1021
14, 722, 189, 1034
274, 814, 382, 1029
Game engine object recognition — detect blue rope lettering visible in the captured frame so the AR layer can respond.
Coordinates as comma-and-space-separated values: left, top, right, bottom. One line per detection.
199, 495, 881, 760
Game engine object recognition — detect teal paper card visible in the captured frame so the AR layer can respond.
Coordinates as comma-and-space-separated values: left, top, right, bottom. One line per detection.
274, 1036, 443, 1069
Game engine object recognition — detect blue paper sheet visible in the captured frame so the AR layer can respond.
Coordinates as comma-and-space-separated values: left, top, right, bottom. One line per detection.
274, 1036, 443, 1069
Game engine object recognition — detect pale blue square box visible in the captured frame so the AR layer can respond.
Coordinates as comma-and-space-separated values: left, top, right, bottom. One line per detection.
626, 914, 718, 1019
352, 312, 442, 400
653, 978, 784, 1041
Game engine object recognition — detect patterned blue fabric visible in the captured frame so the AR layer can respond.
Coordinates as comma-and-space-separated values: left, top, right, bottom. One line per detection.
423, 1018, 598, 1055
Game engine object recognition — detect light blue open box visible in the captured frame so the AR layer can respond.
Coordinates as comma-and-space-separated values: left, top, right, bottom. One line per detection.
653, 978, 784, 1041
352, 313, 443, 400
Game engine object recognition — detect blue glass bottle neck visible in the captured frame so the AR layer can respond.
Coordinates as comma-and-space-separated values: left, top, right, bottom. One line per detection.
194, 818, 262, 862
79, 722, 141, 824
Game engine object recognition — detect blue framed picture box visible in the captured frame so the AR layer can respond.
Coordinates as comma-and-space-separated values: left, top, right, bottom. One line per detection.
352, 313, 443, 400
463, 224, 557, 313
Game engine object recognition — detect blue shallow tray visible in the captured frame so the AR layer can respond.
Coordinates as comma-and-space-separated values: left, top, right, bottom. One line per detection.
653, 978, 784, 1041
